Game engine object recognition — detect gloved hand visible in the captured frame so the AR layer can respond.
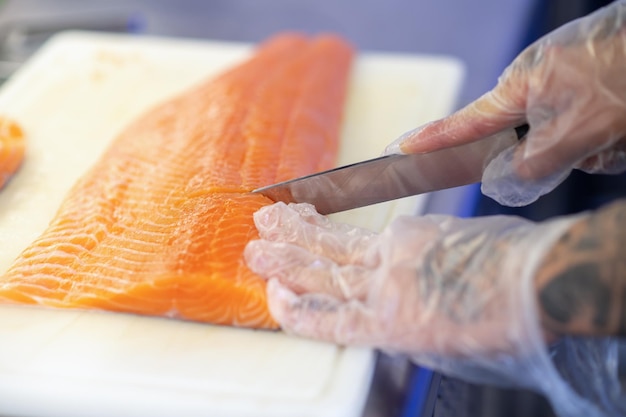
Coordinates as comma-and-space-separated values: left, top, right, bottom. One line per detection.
244, 202, 622, 417
384, 0, 626, 206
245, 202, 560, 355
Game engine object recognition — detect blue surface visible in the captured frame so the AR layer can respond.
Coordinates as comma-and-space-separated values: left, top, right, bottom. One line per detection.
402, 367, 435, 417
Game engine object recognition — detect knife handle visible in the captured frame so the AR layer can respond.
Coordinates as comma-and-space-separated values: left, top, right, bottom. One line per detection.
514, 124, 529, 140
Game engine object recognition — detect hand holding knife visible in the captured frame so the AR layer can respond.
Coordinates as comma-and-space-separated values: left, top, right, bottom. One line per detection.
253, 124, 529, 214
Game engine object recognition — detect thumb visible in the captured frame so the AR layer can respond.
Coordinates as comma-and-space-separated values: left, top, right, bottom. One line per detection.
481, 142, 571, 207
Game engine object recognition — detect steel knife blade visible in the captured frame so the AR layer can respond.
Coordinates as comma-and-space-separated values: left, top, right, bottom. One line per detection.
252, 125, 528, 215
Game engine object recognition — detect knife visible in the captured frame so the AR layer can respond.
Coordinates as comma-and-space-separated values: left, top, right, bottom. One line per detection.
252, 124, 529, 215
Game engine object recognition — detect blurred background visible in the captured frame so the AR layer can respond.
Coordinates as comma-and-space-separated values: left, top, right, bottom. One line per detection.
0, 0, 609, 107
0, 0, 620, 416
0, 0, 620, 220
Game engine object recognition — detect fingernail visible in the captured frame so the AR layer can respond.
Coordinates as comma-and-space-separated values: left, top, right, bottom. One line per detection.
382, 130, 414, 155
267, 279, 300, 321
243, 241, 266, 273
268, 279, 295, 301
243, 240, 281, 276
254, 204, 278, 228
382, 139, 404, 156
382, 122, 433, 156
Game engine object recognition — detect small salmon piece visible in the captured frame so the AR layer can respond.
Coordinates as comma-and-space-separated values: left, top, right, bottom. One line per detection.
0, 117, 25, 189
0, 33, 354, 329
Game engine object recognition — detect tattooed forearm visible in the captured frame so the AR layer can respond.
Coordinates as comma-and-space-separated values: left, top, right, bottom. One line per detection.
534, 198, 626, 337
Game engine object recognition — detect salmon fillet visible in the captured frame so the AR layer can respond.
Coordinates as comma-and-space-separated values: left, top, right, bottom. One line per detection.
0, 117, 25, 189
0, 33, 354, 329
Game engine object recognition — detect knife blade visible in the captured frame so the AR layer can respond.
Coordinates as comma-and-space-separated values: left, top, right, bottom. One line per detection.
253, 124, 529, 215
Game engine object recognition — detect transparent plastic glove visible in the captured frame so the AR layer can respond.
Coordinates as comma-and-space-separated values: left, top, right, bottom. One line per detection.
384, 0, 626, 206
244, 202, 624, 417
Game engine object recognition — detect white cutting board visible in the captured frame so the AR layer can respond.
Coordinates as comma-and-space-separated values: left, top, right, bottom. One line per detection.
0, 32, 464, 417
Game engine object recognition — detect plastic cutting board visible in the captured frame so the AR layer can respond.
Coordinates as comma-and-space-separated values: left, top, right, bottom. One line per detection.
0, 32, 464, 417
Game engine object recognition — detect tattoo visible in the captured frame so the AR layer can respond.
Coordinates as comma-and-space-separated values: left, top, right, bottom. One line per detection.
420, 223, 507, 324
539, 266, 611, 326
535, 198, 626, 336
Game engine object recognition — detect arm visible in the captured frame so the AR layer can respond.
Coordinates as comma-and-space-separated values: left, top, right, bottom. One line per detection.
535, 198, 626, 337
245, 201, 625, 417
244, 200, 626, 350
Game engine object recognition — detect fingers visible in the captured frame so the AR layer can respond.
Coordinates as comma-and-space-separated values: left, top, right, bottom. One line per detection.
481, 117, 624, 206
515, 112, 626, 180
244, 240, 372, 300
388, 83, 527, 155
253, 202, 379, 266
576, 136, 626, 174
266, 279, 382, 346
480, 143, 571, 206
